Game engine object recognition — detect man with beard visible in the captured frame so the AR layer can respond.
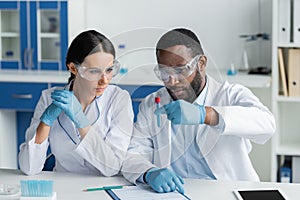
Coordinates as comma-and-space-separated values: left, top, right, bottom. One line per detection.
121, 28, 275, 194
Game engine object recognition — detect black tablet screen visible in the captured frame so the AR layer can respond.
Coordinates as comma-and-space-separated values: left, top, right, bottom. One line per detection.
238, 190, 285, 200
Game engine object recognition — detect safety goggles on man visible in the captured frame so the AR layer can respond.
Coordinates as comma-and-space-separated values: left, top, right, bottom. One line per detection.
154, 55, 201, 82
76, 60, 120, 81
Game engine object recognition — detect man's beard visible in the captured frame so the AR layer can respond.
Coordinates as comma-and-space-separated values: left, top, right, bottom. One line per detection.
166, 69, 202, 103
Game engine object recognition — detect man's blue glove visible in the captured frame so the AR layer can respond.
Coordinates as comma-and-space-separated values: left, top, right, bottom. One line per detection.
145, 168, 185, 194
51, 90, 90, 128
154, 100, 206, 125
40, 103, 62, 126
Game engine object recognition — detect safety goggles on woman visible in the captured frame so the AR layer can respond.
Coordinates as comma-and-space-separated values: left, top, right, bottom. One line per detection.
76, 60, 120, 81
154, 55, 201, 82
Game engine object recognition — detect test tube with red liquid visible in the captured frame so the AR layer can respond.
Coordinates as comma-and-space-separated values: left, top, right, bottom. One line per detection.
155, 97, 161, 127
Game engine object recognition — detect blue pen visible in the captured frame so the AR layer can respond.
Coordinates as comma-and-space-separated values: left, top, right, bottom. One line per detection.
155, 97, 161, 127
83, 185, 127, 192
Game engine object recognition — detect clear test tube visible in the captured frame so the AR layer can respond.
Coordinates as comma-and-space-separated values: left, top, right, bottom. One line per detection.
155, 97, 161, 127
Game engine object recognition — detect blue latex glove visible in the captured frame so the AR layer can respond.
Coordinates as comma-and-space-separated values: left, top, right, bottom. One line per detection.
145, 168, 185, 194
154, 100, 206, 125
40, 103, 62, 126
51, 90, 90, 128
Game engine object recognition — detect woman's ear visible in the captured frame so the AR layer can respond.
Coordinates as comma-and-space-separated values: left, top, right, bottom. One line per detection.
68, 63, 78, 75
197, 55, 207, 71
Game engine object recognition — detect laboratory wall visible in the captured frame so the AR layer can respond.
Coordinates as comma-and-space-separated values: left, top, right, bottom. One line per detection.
249, 88, 272, 182
68, 0, 273, 181
68, 0, 272, 74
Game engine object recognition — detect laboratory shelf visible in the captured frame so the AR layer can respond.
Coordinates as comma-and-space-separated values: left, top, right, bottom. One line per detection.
40, 33, 60, 38
277, 144, 300, 156
276, 96, 300, 103
225, 73, 271, 88
1, 32, 19, 37
271, 0, 300, 182
206, 69, 271, 89
277, 43, 300, 48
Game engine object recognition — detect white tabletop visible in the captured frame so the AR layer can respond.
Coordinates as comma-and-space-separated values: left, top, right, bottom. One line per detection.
0, 70, 69, 84
1, 169, 300, 200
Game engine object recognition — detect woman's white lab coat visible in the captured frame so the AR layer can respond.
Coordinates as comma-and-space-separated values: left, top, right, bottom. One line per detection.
19, 85, 134, 176
122, 76, 276, 183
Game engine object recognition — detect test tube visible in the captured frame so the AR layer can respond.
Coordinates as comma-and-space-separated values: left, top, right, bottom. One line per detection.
155, 97, 161, 127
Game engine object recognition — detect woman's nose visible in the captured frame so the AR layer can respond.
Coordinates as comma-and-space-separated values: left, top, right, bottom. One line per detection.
98, 74, 109, 84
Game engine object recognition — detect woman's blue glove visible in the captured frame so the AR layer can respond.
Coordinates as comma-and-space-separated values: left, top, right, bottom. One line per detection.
51, 90, 90, 128
40, 103, 62, 126
154, 100, 206, 125
145, 168, 185, 194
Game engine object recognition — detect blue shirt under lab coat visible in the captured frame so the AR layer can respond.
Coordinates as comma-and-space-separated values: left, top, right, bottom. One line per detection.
169, 84, 216, 179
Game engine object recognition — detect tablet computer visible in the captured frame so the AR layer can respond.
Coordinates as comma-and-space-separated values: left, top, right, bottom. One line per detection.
233, 189, 287, 200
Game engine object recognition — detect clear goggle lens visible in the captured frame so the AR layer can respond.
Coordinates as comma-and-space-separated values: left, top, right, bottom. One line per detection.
154, 55, 200, 82
77, 60, 120, 81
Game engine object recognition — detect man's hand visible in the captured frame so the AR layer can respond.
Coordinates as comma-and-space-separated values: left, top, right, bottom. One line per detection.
155, 100, 206, 125
145, 168, 184, 194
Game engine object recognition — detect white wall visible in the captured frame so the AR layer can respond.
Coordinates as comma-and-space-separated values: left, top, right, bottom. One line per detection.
68, 0, 86, 42
250, 88, 272, 182
68, 0, 273, 181
69, 0, 272, 72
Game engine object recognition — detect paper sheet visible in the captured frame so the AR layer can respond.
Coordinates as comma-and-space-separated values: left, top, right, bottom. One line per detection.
108, 185, 190, 200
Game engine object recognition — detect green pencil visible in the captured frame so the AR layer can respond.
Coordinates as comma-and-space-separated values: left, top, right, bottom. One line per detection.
83, 185, 125, 192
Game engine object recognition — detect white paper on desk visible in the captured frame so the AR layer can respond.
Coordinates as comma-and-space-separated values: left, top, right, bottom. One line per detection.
110, 185, 188, 200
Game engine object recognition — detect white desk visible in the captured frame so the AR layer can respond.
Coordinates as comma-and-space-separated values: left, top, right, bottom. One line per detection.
1, 169, 300, 200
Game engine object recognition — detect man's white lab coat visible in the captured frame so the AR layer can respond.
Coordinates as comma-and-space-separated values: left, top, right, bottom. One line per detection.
122, 75, 275, 183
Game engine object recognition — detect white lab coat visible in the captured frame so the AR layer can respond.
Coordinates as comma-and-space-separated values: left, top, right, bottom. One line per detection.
122, 75, 276, 183
19, 84, 134, 176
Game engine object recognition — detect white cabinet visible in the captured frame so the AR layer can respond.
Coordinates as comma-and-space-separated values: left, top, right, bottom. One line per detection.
0, 111, 17, 169
0, 71, 69, 169
271, 0, 300, 182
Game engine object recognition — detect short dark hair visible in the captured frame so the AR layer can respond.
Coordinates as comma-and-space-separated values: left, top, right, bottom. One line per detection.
156, 28, 204, 57
65, 30, 115, 83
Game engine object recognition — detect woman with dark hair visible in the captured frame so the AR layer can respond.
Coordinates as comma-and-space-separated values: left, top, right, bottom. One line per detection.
19, 30, 134, 176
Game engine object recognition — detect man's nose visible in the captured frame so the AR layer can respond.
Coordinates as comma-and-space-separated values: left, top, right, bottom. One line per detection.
165, 75, 180, 85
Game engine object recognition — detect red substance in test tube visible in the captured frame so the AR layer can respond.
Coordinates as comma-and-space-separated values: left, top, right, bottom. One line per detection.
155, 97, 160, 103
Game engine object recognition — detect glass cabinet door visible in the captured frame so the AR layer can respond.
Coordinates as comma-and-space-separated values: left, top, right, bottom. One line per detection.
0, 1, 22, 70
0, 10, 20, 60
36, 1, 68, 71
38, 10, 60, 62
0, 1, 68, 71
